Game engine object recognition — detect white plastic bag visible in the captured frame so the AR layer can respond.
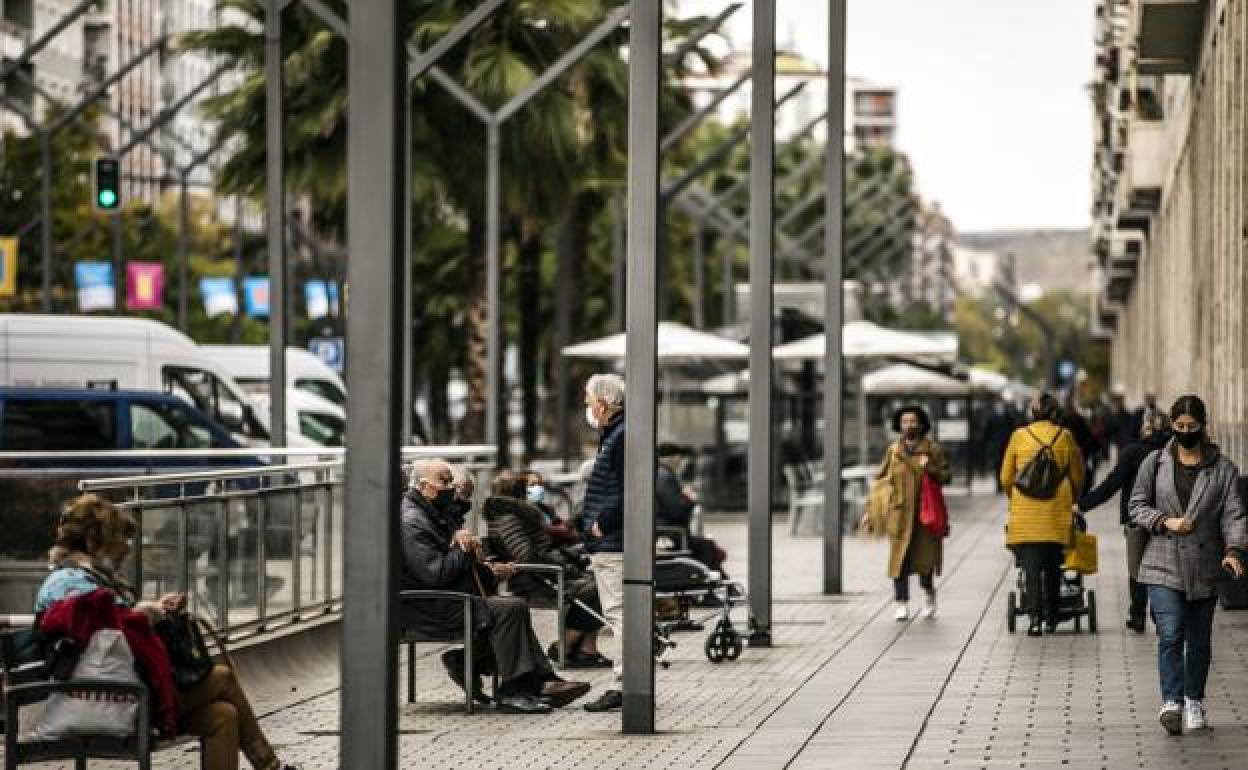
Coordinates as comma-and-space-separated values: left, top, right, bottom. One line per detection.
32, 629, 140, 739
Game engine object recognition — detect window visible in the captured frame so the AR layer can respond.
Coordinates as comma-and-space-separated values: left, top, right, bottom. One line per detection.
295, 378, 346, 406
130, 402, 217, 449
162, 366, 268, 440
299, 410, 346, 447
3, 399, 116, 450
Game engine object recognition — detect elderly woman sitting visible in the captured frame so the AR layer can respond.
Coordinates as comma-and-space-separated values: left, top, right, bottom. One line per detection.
35, 494, 298, 770
483, 472, 611, 669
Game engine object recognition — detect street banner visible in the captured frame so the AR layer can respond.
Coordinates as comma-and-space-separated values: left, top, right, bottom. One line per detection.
200, 277, 238, 317
75, 261, 115, 311
126, 262, 164, 311
304, 280, 341, 320
0, 237, 16, 297
243, 276, 270, 317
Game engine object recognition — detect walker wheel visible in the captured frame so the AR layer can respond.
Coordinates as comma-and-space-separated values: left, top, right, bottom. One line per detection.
704, 632, 726, 663
724, 631, 743, 661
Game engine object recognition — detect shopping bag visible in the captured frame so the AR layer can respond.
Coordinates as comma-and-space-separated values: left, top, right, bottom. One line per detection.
861, 477, 898, 538
32, 629, 140, 739
1063, 530, 1098, 575
919, 474, 949, 539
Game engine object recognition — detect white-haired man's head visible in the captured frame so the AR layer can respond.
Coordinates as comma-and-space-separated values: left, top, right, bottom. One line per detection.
409, 459, 455, 504
584, 373, 625, 429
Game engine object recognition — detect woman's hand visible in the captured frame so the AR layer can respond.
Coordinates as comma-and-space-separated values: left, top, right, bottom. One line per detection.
1163, 517, 1194, 535
917, 454, 930, 469
1223, 555, 1244, 579
158, 592, 187, 613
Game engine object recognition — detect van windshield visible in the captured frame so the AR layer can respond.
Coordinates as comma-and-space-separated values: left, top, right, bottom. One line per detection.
295, 378, 346, 406
162, 366, 269, 441
299, 410, 345, 446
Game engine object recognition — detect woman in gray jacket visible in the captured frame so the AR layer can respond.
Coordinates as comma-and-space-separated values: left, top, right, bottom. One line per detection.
1129, 395, 1247, 736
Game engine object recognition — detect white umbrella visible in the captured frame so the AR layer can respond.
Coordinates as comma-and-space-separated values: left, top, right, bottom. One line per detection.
561, 321, 749, 360
863, 363, 970, 396
773, 320, 956, 361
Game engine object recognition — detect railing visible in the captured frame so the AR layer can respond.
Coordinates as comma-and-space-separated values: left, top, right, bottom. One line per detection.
0, 446, 494, 641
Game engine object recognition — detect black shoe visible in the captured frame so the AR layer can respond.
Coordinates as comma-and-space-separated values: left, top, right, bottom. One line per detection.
1045, 620, 1059, 634
564, 652, 614, 670
1027, 622, 1043, 638
497, 694, 552, 714
584, 689, 623, 712
440, 649, 492, 705
1126, 615, 1146, 633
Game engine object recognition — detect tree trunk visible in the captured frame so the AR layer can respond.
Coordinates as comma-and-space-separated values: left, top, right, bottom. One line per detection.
517, 227, 542, 462
461, 206, 488, 443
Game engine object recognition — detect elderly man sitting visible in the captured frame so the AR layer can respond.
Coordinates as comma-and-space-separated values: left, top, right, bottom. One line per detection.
399, 459, 590, 713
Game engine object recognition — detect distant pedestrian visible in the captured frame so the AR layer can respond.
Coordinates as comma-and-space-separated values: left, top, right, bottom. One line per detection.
1078, 411, 1171, 632
1129, 395, 1246, 736
984, 399, 1017, 491
874, 405, 952, 621
1000, 392, 1086, 637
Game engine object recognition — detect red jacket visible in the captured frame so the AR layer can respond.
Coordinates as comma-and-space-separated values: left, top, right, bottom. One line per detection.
39, 588, 178, 736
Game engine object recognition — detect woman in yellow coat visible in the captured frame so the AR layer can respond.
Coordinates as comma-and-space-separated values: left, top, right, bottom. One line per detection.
1000, 392, 1086, 636
876, 406, 952, 621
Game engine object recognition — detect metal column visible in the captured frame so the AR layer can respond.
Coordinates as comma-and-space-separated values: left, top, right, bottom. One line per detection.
177, 175, 189, 330
612, 191, 626, 331
342, 0, 406, 765
621, 0, 660, 736
403, 87, 414, 444
485, 121, 502, 452
265, 0, 286, 449
746, 0, 776, 647
822, 0, 847, 594
40, 132, 51, 312
692, 217, 704, 329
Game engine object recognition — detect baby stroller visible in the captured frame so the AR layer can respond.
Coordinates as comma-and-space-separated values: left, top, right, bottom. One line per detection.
1006, 515, 1099, 633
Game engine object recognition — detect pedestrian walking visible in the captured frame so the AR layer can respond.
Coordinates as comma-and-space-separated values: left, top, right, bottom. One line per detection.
1000, 392, 1086, 637
874, 405, 952, 621
1077, 410, 1171, 632
1128, 395, 1246, 736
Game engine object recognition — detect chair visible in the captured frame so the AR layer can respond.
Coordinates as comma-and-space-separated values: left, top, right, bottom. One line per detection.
2, 629, 153, 770
478, 536, 569, 667
397, 590, 498, 714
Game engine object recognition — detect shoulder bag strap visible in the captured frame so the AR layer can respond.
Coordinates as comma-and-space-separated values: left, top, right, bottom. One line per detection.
194, 616, 239, 673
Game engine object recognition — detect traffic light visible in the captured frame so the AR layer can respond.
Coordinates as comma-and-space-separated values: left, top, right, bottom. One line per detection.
93, 156, 121, 211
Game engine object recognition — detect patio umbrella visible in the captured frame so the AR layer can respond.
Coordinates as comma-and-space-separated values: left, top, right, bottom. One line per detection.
561, 321, 750, 361
773, 320, 956, 361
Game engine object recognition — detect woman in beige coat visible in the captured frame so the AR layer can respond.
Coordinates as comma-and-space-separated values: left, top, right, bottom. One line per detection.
876, 406, 952, 621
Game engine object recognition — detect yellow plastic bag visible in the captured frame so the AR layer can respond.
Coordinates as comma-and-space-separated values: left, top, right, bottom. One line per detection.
1063, 530, 1098, 575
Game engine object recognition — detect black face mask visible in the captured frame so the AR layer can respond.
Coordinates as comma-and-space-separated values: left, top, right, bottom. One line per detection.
903, 428, 921, 441
450, 498, 471, 520
1175, 430, 1203, 449
432, 488, 457, 512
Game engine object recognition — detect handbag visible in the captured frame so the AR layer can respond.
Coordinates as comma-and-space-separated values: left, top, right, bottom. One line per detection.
1063, 530, 1098, 574
861, 476, 897, 537
154, 611, 216, 691
32, 629, 141, 739
919, 474, 950, 539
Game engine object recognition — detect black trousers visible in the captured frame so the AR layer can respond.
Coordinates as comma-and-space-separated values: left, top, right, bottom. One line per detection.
481, 597, 555, 694
1016, 543, 1064, 625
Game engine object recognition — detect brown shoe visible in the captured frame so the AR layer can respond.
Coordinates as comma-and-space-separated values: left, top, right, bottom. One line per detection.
541, 679, 591, 708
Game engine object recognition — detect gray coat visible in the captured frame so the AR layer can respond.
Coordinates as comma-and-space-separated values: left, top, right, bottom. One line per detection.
1128, 442, 1247, 599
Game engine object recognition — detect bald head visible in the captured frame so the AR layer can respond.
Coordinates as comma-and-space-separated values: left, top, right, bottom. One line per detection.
410, 459, 454, 501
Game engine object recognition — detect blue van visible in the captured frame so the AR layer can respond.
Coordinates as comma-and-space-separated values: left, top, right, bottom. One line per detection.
0, 387, 244, 456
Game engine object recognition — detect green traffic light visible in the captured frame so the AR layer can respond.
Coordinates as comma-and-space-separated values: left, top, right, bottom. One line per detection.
98, 189, 117, 208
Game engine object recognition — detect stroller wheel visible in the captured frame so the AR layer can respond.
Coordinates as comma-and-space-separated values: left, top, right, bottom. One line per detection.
704, 632, 726, 663
1007, 591, 1017, 633
1087, 590, 1098, 634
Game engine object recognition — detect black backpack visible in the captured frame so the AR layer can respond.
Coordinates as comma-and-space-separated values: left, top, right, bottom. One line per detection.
1013, 427, 1068, 500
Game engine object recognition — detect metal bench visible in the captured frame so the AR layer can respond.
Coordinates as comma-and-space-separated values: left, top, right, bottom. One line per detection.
397, 590, 498, 714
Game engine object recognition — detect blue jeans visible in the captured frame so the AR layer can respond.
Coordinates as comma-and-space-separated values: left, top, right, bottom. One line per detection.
1147, 585, 1217, 702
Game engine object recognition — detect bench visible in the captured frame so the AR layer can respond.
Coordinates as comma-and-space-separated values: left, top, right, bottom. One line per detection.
398, 590, 498, 714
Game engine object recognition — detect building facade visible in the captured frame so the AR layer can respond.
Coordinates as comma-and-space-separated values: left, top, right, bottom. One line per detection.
1091, 0, 1248, 464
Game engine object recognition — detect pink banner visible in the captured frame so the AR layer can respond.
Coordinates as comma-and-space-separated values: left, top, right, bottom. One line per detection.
126, 262, 165, 311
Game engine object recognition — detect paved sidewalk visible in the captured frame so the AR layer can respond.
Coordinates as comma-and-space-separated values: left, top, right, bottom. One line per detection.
11, 482, 1248, 769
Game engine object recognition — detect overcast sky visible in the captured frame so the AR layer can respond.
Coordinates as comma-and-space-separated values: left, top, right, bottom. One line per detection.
681, 1, 1096, 233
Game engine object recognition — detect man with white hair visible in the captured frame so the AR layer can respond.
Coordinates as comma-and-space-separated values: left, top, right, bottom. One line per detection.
580, 374, 628, 713
398, 458, 590, 713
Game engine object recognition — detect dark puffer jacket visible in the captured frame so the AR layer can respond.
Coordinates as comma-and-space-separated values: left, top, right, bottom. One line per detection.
483, 495, 580, 598
1079, 430, 1171, 525
584, 411, 626, 552
398, 491, 496, 636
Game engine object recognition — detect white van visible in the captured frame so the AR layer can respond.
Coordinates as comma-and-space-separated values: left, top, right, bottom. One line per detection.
250, 389, 346, 448
200, 345, 346, 406
0, 314, 269, 444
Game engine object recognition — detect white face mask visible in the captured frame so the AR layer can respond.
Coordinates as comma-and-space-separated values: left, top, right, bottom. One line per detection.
585, 405, 599, 430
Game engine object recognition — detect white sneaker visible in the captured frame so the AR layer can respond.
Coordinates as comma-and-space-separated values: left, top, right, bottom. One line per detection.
1159, 701, 1183, 735
894, 603, 909, 621
921, 593, 937, 620
1184, 698, 1207, 731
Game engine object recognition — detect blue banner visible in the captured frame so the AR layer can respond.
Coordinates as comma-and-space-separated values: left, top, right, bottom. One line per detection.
74, 261, 115, 311
242, 276, 270, 317
200, 277, 238, 317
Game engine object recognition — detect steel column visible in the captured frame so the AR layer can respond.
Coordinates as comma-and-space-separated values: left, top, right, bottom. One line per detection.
612, 191, 626, 331
403, 87, 413, 444
486, 121, 502, 451
265, 0, 286, 449
39, 131, 51, 312
721, 236, 733, 324
692, 217, 705, 328
823, 0, 847, 594
178, 175, 189, 330
747, 0, 776, 647
621, 0, 660, 736
112, 213, 123, 298
342, 0, 406, 766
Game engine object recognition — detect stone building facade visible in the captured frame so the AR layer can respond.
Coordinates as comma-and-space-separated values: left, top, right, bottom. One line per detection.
1093, 0, 1248, 463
